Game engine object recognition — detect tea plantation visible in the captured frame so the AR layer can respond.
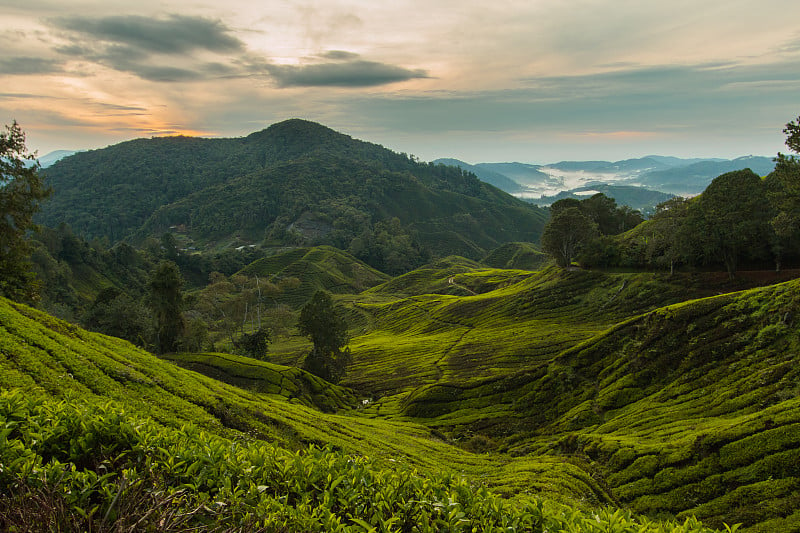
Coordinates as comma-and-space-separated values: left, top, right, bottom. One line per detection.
2, 261, 799, 530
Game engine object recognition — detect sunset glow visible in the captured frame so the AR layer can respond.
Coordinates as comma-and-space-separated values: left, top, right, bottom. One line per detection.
2, 0, 800, 162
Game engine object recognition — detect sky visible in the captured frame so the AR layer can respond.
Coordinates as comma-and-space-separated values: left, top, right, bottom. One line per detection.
2, 0, 800, 164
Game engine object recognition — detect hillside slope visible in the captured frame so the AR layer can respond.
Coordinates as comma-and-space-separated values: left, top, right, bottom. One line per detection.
237, 246, 390, 307
0, 296, 610, 503
37, 120, 547, 267
4, 268, 794, 529
379, 274, 800, 531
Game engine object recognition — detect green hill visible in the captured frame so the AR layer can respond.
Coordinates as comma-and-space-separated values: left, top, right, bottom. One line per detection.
481, 242, 550, 270
37, 120, 547, 270
6, 245, 800, 530
336, 266, 800, 531
5, 296, 715, 531
237, 246, 390, 308
8, 258, 798, 529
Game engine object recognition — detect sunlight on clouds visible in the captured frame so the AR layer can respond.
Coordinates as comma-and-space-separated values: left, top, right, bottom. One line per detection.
1, 0, 798, 159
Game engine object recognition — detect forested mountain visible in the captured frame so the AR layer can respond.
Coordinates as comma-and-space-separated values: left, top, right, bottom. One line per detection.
433, 158, 527, 193
37, 120, 547, 272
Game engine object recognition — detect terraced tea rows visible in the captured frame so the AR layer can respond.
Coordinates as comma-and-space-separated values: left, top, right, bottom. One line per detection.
346, 267, 710, 415
0, 296, 609, 503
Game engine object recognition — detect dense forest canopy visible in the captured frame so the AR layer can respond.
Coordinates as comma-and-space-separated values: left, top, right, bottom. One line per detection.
37, 119, 547, 274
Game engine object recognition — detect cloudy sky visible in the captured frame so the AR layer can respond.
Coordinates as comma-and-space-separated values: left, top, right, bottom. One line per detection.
2, 0, 800, 163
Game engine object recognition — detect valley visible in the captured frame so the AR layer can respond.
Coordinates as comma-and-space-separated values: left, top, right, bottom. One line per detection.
2, 118, 800, 531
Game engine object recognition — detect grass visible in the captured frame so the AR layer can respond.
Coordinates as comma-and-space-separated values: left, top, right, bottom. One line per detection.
239, 245, 390, 307
5, 255, 800, 530
0, 295, 612, 505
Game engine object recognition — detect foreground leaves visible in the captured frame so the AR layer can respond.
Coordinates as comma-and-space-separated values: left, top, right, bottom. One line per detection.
0, 390, 721, 532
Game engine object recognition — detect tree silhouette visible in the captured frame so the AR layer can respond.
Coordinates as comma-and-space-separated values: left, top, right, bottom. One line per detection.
148, 260, 184, 354
541, 207, 599, 268
298, 290, 350, 383
0, 121, 51, 301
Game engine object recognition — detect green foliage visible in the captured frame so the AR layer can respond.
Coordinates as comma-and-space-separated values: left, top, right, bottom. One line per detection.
0, 391, 721, 532
541, 207, 599, 267
784, 115, 800, 154
0, 121, 52, 302
237, 326, 272, 359
239, 246, 390, 308
299, 291, 351, 383
4, 248, 794, 531
604, 117, 800, 275
481, 242, 549, 271
37, 119, 547, 273
551, 193, 644, 236
349, 217, 430, 275
689, 169, 772, 278
83, 287, 153, 347
162, 351, 357, 412
148, 260, 184, 354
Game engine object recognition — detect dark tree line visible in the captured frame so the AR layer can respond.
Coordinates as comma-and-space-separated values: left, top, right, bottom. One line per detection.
541, 193, 643, 267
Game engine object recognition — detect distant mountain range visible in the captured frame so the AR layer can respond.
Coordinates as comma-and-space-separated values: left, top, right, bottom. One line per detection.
435, 155, 776, 211
36, 150, 78, 167
537, 184, 674, 215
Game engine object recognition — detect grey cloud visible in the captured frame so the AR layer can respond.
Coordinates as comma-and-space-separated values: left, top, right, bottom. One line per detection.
0, 92, 60, 100
43, 14, 425, 88
51, 14, 243, 55
320, 50, 360, 61
521, 61, 800, 102
115, 62, 205, 82
0, 56, 63, 75
334, 59, 800, 143
269, 59, 428, 88
47, 14, 251, 83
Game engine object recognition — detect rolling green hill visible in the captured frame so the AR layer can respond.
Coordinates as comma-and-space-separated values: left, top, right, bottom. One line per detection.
336, 267, 800, 532
5, 295, 715, 531
37, 120, 547, 270
481, 242, 550, 270
6, 254, 800, 532
5, 248, 800, 529
237, 246, 390, 308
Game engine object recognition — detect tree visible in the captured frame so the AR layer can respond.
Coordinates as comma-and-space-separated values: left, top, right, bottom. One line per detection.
0, 121, 52, 301
645, 197, 690, 275
784, 115, 800, 154
148, 260, 184, 354
297, 290, 350, 383
84, 287, 153, 347
580, 193, 621, 235
549, 198, 582, 218
541, 207, 599, 268
237, 327, 271, 359
766, 115, 800, 268
692, 169, 772, 278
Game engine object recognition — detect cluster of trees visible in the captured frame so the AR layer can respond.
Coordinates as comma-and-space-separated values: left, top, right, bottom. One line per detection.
542, 116, 800, 278
541, 193, 644, 267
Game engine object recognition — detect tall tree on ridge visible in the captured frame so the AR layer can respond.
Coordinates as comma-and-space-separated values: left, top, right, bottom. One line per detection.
148, 260, 184, 354
541, 207, 599, 268
0, 121, 51, 301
